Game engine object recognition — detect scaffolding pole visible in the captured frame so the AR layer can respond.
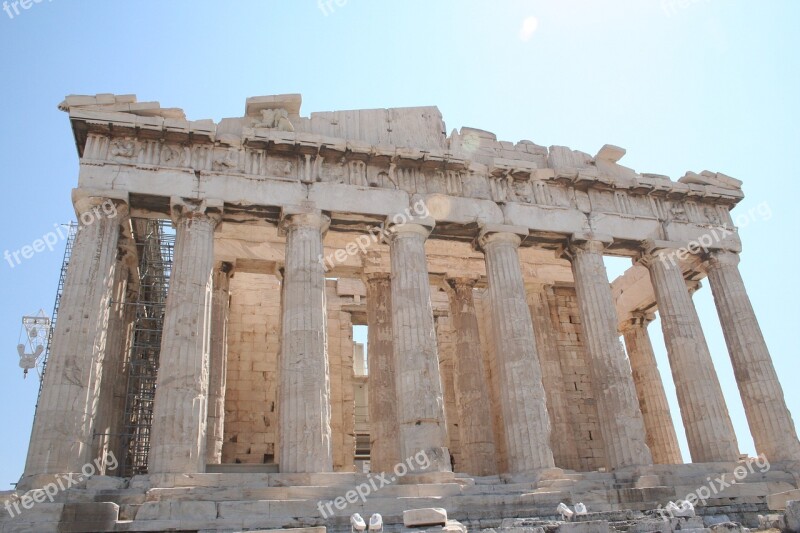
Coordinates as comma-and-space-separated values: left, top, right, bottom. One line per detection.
35, 223, 78, 408
119, 219, 174, 477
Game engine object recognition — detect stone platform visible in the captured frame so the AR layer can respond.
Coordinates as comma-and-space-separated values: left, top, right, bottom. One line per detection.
1, 462, 797, 532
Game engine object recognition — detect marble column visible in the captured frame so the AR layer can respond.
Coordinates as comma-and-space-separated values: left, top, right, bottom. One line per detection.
639, 246, 739, 462
387, 217, 450, 472
278, 210, 333, 473
148, 198, 221, 474
564, 236, 652, 469
703, 250, 800, 461
527, 284, 581, 471
206, 262, 233, 465
477, 227, 554, 473
621, 312, 683, 465
22, 191, 127, 485
364, 272, 401, 473
92, 242, 138, 475
446, 277, 497, 476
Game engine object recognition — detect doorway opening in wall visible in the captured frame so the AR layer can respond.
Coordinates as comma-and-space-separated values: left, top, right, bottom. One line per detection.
352, 325, 368, 375
352, 324, 371, 471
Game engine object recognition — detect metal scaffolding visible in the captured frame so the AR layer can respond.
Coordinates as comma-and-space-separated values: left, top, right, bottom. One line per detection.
120, 219, 174, 477
35, 223, 78, 406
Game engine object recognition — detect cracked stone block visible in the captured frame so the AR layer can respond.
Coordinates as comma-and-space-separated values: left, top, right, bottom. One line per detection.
556, 520, 610, 533
786, 500, 800, 533
404, 508, 448, 527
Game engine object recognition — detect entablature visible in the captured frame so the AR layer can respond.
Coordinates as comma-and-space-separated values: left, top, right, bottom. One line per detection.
64, 93, 745, 258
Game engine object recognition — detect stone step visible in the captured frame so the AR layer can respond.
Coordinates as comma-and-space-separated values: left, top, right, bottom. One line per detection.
132, 472, 383, 490
767, 488, 800, 510
0, 502, 119, 533
124, 496, 454, 532
4, 493, 772, 533
138, 482, 464, 502
206, 462, 280, 474
460, 478, 619, 495
122, 493, 656, 531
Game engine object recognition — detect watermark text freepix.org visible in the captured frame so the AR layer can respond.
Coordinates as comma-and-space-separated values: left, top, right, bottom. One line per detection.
317, 0, 348, 17
317, 450, 431, 519
659, 201, 771, 269
3, 198, 118, 269
318, 199, 430, 272
4, 451, 118, 519
661, 0, 711, 18
655, 454, 771, 519
3, 0, 54, 20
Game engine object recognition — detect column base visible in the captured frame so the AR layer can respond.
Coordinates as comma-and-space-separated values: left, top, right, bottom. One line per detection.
392, 446, 452, 482
16, 473, 92, 492
500, 467, 565, 484
397, 471, 456, 485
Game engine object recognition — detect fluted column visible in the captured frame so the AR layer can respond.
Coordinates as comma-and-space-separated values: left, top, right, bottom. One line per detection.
278, 210, 333, 473
21, 191, 127, 486
364, 272, 401, 473
638, 245, 739, 462
446, 277, 497, 476
149, 198, 221, 474
387, 217, 450, 472
702, 250, 800, 461
527, 284, 581, 471
621, 312, 683, 465
20, 189, 127, 488
564, 236, 652, 469
206, 262, 233, 465
92, 241, 137, 475
477, 227, 554, 473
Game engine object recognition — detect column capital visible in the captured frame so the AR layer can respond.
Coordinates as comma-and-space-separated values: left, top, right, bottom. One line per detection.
686, 279, 702, 295
635, 240, 687, 270
446, 276, 479, 290
384, 215, 435, 241
701, 249, 741, 270
71, 188, 129, 221
620, 311, 656, 332
279, 206, 330, 234
170, 197, 223, 226
475, 224, 528, 252
560, 232, 613, 260
215, 260, 235, 278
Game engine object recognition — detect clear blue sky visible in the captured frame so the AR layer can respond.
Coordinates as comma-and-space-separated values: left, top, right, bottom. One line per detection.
1, 0, 798, 487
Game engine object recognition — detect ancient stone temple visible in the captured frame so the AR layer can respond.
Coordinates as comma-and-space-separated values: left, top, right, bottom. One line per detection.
3, 93, 799, 532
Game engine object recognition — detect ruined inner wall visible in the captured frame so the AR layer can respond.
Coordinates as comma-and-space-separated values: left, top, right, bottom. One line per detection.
474, 288, 508, 474
435, 314, 462, 471
219, 228, 613, 474
472, 281, 607, 474
222, 272, 281, 464
325, 280, 356, 472
549, 285, 608, 472
223, 275, 357, 470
